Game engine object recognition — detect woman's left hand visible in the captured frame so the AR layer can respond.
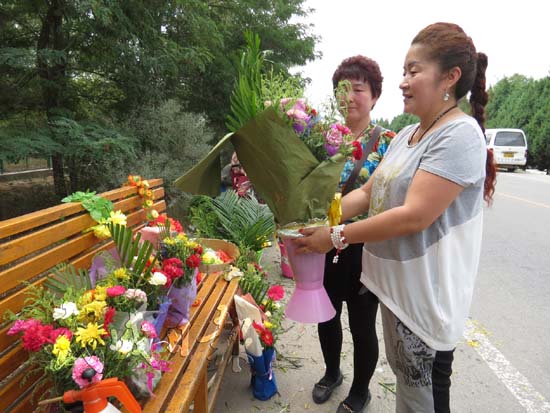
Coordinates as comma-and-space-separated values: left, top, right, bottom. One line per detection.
293, 226, 333, 254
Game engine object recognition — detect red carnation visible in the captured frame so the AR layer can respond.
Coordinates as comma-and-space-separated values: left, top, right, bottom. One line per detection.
352, 141, 363, 160
185, 254, 201, 268
22, 323, 54, 352
103, 306, 116, 335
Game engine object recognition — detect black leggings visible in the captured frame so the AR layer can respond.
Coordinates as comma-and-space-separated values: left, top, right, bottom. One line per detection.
318, 243, 379, 397
433, 349, 455, 412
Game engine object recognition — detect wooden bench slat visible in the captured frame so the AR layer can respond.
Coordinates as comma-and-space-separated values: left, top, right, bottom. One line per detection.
0, 343, 29, 382
0, 179, 163, 240
0, 199, 166, 297
138, 273, 221, 413
0, 369, 41, 412
160, 279, 234, 413
0, 324, 17, 354
164, 278, 240, 413
0, 189, 164, 267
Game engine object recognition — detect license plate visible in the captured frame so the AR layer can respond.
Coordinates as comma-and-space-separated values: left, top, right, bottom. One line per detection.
503, 152, 514, 158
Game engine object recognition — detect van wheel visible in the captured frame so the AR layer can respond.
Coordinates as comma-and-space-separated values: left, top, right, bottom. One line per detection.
507, 167, 515, 172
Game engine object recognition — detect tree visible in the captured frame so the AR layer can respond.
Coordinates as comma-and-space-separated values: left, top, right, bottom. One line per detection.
0, 0, 319, 198
487, 75, 550, 171
0, 1, 214, 197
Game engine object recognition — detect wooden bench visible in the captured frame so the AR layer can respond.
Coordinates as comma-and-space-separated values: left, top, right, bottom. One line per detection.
0, 179, 240, 413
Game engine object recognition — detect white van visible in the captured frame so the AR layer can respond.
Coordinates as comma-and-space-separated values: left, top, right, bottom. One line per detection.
485, 128, 528, 171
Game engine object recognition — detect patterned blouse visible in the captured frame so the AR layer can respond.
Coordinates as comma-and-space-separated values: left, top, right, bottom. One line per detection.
339, 123, 396, 191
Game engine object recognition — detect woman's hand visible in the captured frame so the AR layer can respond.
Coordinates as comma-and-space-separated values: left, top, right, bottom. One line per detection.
293, 226, 333, 254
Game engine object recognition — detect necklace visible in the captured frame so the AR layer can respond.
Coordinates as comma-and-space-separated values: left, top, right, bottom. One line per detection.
408, 104, 458, 146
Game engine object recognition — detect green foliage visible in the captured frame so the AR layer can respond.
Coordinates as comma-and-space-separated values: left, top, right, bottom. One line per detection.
62, 191, 113, 222
226, 32, 265, 132
387, 113, 419, 133
487, 75, 550, 171
188, 196, 227, 240
109, 223, 156, 280
261, 70, 306, 106
239, 264, 270, 306
188, 190, 275, 252
44, 264, 93, 298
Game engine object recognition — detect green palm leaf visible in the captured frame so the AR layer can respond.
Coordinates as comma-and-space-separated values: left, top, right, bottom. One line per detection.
44, 263, 93, 296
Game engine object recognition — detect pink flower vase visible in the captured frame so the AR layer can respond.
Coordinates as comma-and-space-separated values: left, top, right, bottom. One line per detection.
281, 236, 336, 323
165, 270, 198, 328
278, 238, 294, 279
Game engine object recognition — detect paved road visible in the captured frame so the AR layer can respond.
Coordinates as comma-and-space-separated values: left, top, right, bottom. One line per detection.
215, 170, 550, 413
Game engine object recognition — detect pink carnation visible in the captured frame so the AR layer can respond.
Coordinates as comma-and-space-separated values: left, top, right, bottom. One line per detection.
8, 319, 40, 335
107, 285, 127, 297
51, 327, 73, 341
325, 124, 344, 146
72, 356, 104, 388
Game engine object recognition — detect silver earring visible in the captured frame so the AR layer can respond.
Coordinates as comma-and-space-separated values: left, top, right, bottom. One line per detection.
443, 91, 450, 101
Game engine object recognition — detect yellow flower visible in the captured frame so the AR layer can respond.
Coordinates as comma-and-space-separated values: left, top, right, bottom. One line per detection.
145, 189, 153, 198
148, 209, 159, 219
78, 290, 95, 307
52, 335, 71, 361
142, 180, 150, 189
176, 233, 188, 241
263, 321, 274, 330
163, 238, 175, 245
93, 224, 111, 240
186, 240, 199, 249
78, 300, 107, 323
108, 210, 127, 226
144, 199, 153, 207
75, 323, 107, 350
94, 286, 107, 301
113, 268, 130, 281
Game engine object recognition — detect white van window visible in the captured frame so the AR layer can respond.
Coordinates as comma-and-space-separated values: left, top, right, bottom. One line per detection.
494, 131, 525, 146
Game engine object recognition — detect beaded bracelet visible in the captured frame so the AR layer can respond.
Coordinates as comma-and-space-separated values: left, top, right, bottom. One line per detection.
330, 224, 349, 263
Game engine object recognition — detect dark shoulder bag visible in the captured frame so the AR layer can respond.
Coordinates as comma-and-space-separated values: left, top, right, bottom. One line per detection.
341, 125, 382, 196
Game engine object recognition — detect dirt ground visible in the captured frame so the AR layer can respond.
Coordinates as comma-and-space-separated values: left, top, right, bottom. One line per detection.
0, 175, 58, 220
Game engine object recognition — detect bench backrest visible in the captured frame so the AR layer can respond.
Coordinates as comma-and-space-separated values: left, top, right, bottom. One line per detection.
0, 179, 166, 413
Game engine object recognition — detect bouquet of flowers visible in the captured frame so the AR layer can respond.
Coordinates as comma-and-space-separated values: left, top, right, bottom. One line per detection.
235, 262, 285, 401
153, 226, 203, 328
175, 33, 349, 323
5, 264, 169, 405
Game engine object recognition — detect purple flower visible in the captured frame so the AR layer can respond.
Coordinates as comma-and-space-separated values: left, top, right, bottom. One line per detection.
325, 143, 340, 156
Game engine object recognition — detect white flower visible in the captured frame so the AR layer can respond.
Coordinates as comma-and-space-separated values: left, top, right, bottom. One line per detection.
52, 302, 79, 320
110, 339, 134, 354
124, 289, 147, 303
149, 271, 167, 286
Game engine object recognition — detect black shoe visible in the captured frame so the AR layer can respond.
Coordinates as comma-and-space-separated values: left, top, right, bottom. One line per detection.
312, 371, 344, 404
336, 390, 372, 413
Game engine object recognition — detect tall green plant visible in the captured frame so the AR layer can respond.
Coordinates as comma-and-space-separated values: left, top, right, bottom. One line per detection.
226, 32, 265, 132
